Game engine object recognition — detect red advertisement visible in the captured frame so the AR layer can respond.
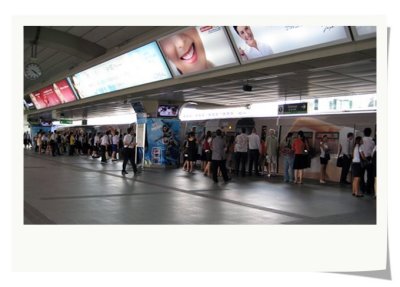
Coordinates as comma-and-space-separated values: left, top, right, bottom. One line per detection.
29, 79, 77, 109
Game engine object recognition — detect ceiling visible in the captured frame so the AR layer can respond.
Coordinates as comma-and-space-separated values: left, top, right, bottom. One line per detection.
23, 26, 376, 122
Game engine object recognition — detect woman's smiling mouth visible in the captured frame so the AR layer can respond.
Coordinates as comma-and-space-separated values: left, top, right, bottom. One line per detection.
180, 43, 197, 63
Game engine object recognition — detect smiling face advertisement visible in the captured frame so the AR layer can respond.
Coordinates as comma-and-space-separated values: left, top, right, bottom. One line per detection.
228, 26, 351, 63
158, 26, 238, 77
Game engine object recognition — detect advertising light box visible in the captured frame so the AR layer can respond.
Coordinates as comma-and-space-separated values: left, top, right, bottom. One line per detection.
29, 79, 78, 110
227, 26, 351, 63
351, 26, 376, 40
71, 42, 172, 99
158, 26, 238, 77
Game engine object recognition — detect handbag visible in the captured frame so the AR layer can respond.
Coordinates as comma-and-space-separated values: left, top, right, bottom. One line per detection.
336, 155, 344, 167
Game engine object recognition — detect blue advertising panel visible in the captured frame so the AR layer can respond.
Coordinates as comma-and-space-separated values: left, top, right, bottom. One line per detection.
145, 118, 180, 167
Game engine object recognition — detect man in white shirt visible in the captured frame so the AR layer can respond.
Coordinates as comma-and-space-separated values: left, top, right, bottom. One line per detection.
338, 132, 354, 184
234, 128, 249, 176
100, 131, 110, 163
360, 127, 376, 195
122, 127, 138, 175
111, 131, 120, 161
233, 26, 273, 61
248, 127, 261, 176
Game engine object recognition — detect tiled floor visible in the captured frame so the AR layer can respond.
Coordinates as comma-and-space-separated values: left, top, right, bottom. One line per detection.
24, 150, 376, 224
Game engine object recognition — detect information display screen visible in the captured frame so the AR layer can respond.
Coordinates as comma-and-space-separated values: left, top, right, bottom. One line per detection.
227, 26, 351, 63
71, 42, 172, 99
29, 79, 78, 110
158, 26, 238, 77
157, 105, 179, 117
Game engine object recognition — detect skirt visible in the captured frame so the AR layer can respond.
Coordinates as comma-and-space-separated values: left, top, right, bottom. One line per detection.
293, 154, 307, 169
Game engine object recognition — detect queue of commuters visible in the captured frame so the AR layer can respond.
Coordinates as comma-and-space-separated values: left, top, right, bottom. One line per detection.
26, 125, 376, 197
181, 126, 376, 198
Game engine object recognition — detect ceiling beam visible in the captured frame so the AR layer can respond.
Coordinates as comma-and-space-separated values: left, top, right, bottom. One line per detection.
24, 26, 107, 61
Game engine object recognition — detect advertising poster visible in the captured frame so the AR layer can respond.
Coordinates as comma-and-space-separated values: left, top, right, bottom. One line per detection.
278, 116, 360, 182
158, 26, 238, 77
228, 26, 351, 63
145, 118, 180, 167
71, 42, 172, 98
29, 79, 77, 110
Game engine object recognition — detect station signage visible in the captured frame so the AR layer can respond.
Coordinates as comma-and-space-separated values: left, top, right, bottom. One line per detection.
278, 102, 308, 115
60, 119, 73, 124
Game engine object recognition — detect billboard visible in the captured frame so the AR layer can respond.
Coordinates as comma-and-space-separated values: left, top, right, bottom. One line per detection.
158, 26, 238, 77
227, 26, 351, 63
29, 79, 78, 110
71, 42, 172, 99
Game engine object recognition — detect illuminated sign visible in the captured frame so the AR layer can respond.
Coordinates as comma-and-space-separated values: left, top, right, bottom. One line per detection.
278, 103, 308, 115
227, 26, 351, 63
158, 26, 238, 77
71, 42, 172, 98
351, 26, 376, 40
29, 79, 77, 110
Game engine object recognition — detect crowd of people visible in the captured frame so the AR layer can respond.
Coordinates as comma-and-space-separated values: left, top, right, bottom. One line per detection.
24, 125, 377, 197
25, 127, 140, 176
180, 126, 377, 197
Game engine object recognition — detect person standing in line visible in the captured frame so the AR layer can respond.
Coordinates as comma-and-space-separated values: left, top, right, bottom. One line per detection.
338, 132, 354, 185
265, 128, 278, 177
319, 135, 330, 184
248, 127, 261, 176
371, 144, 377, 198
122, 127, 138, 175
202, 131, 212, 177
360, 127, 376, 195
292, 131, 307, 184
111, 130, 119, 161
100, 131, 110, 164
50, 131, 57, 157
280, 132, 294, 183
258, 136, 267, 174
69, 132, 75, 156
211, 129, 230, 183
234, 128, 249, 177
92, 132, 100, 158
186, 132, 197, 173
351, 136, 364, 197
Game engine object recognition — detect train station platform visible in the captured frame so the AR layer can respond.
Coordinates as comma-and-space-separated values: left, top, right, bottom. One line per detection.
23, 150, 376, 225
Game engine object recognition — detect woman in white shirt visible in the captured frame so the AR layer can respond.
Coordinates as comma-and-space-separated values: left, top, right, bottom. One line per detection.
352, 136, 364, 197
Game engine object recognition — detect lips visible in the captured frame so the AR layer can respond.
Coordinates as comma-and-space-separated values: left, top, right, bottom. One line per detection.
180, 43, 197, 63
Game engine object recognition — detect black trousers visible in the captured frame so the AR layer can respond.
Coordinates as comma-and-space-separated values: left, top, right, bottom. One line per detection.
248, 149, 260, 175
340, 154, 352, 183
212, 160, 229, 182
122, 148, 137, 172
361, 157, 375, 194
100, 145, 107, 162
235, 152, 247, 176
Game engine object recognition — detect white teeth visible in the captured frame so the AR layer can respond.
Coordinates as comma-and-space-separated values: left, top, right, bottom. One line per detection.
181, 44, 194, 60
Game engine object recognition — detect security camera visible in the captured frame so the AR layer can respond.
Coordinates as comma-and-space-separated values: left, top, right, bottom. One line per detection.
243, 84, 252, 92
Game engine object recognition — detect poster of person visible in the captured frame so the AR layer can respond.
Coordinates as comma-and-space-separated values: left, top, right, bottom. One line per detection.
29, 79, 77, 109
228, 26, 351, 63
158, 26, 238, 77
145, 118, 181, 167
